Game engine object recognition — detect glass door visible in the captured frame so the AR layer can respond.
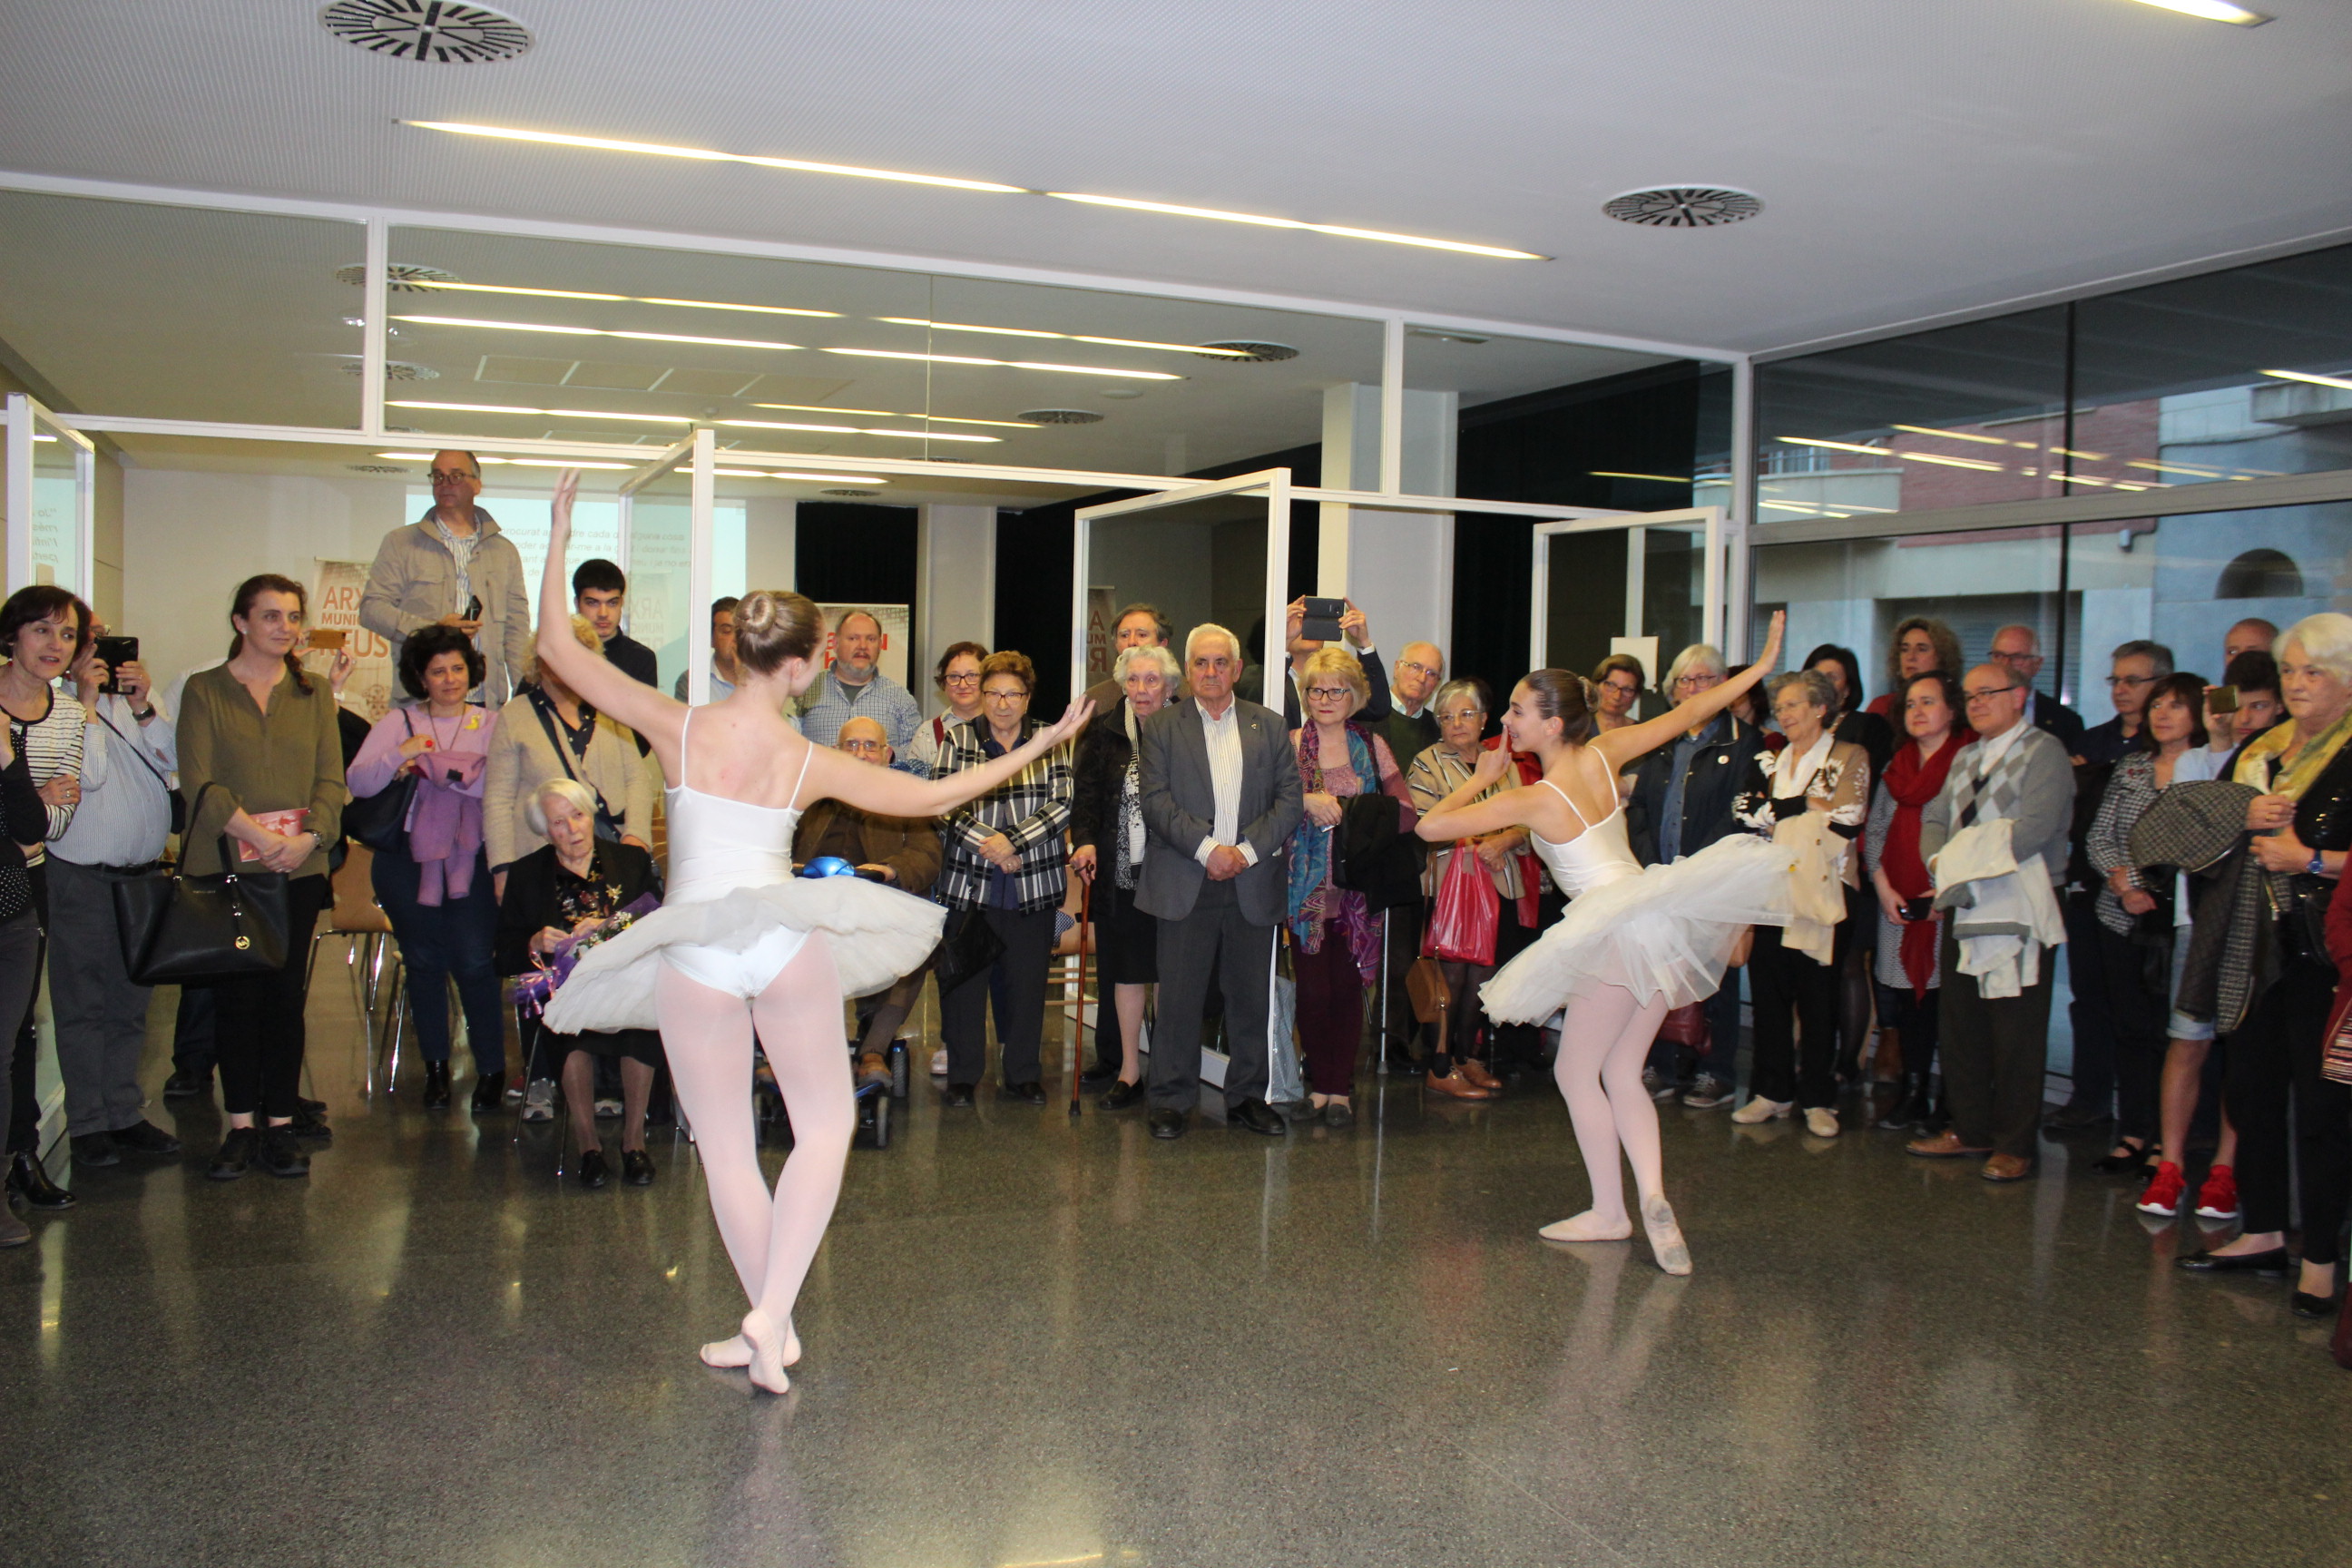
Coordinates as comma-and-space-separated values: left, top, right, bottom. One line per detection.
1530, 507, 1724, 710
5, 394, 94, 597
619, 430, 714, 701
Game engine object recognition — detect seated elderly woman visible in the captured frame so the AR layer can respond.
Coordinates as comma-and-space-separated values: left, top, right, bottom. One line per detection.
1070, 641, 1183, 1109
495, 777, 665, 1189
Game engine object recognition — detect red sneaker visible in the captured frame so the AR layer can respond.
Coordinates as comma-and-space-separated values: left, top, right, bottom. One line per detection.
2136, 1160, 2185, 1218
2194, 1164, 2240, 1221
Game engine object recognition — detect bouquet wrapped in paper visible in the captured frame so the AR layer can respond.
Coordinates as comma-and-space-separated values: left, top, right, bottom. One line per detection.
514, 893, 662, 1019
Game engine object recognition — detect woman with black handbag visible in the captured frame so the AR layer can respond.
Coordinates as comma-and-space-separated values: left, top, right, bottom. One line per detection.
175, 574, 346, 1181
483, 614, 652, 897
348, 624, 505, 1111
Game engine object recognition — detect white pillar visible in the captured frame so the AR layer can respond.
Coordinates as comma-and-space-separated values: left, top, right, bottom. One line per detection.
1319, 382, 1457, 667
917, 504, 995, 714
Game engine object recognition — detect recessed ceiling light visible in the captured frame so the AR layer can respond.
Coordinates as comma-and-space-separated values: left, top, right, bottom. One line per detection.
1408, 328, 1491, 346
1602, 187, 1762, 228
751, 402, 1037, 428
877, 318, 1251, 357
821, 489, 881, 497
719, 418, 999, 443
821, 348, 1181, 380
401, 121, 1545, 260
347, 463, 410, 474
387, 398, 695, 424
2125, 0, 2271, 24
2263, 368, 2352, 391
1018, 409, 1105, 425
408, 280, 839, 318
394, 314, 805, 352
336, 261, 461, 292
322, 1, 533, 63
403, 121, 1028, 192
335, 356, 438, 380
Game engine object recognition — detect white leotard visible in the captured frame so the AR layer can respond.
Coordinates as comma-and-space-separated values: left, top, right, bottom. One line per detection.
660, 710, 816, 995
1527, 756, 1642, 899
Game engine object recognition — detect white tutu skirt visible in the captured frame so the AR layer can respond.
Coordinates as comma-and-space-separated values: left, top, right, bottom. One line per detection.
1479, 834, 1798, 1023
543, 879, 946, 1035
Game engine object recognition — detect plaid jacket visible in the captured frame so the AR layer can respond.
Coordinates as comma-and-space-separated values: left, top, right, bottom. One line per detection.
934, 717, 1074, 914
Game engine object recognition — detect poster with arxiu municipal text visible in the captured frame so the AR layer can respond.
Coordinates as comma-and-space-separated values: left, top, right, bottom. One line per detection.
310, 559, 396, 721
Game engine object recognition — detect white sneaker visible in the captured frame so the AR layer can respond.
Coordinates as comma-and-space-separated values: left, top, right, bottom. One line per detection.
520, 1078, 555, 1123
1730, 1095, 1793, 1124
593, 1097, 623, 1121
929, 1048, 948, 1076
1804, 1107, 1840, 1138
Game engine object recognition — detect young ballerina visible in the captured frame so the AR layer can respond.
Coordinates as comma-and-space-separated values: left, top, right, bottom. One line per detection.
532, 472, 1090, 1392
1416, 612, 1793, 1275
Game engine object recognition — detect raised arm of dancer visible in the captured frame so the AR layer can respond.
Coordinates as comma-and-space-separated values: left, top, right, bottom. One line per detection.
803, 720, 1089, 825
1416, 746, 1544, 844
537, 473, 691, 753
1592, 611, 1786, 772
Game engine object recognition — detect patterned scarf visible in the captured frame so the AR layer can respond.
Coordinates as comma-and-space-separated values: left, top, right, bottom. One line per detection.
1114, 700, 1145, 889
1286, 720, 1383, 980
1879, 731, 1965, 1000
2233, 710, 2352, 800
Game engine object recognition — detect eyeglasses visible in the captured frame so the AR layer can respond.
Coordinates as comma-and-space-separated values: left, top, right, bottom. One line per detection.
839, 740, 888, 757
2107, 673, 2157, 689
982, 687, 1029, 701
1305, 686, 1354, 701
1436, 708, 1485, 724
427, 469, 478, 485
1989, 648, 2037, 663
1673, 672, 1722, 690
1602, 681, 1641, 695
1396, 659, 1440, 680
1963, 685, 2019, 703
942, 672, 980, 686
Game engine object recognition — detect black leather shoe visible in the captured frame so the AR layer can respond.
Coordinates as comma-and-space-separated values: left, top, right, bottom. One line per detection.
1080, 1062, 1120, 1087
2294, 1289, 2340, 1318
70, 1132, 120, 1168
1876, 1076, 1932, 1131
1229, 1100, 1288, 1137
942, 1083, 976, 1109
290, 1103, 332, 1142
2044, 1102, 2112, 1132
1321, 1101, 1355, 1129
8, 1150, 74, 1209
260, 1125, 309, 1178
295, 1095, 327, 1119
208, 1127, 259, 1181
2177, 1247, 2293, 1276
577, 1149, 610, 1189
622, 1149, 655, 1187
422, 1062, 453, 1109
108, 1120, 181, 1156
470, 1073, 507, 1112
2092, 1139, 2152, 1176
1003, 1080, 1047, 1106
1100, 1079, 1147, 1112
1149, 1108, 1185, 1140
162, 1068, 210, 1101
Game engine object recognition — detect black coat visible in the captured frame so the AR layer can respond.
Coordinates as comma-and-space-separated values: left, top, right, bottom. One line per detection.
1069, 710, 1133, 854
495, 838, 663, 978
1624, 714, 1768, 867
1333, 791, 1422, 911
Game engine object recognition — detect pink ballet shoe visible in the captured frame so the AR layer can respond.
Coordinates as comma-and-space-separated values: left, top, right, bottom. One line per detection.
701, 1316, 800, 1372
1538, 1210, 1633, 1243
740, 1308, 795, 1394
1641, 1194, 1692, 1276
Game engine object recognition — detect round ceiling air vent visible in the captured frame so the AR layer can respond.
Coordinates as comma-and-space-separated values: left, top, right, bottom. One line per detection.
1602, 187, 1762, 228
1017, 408, 1104, 425
334, 357, 439, 379
820, 488, 880, 497
1192, 341, 1298, 363
347, 463, 411, 474
335, 262, 464, 292
318, 1, 534, 64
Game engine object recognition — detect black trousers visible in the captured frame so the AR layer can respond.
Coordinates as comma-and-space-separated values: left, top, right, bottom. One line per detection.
1748, 924, 1838, 1109
2096, 923, 2171, 1145
5, 860, 47, 1154
1939, 931, 2054, 1161
2061, 887, 2117, 1113
939, 906, 1055, 1089
1383, 899, 1426, 1064
1149, 880, 1275, 1112
2226, 956, 2352, 1264
212, 876, 328, 1120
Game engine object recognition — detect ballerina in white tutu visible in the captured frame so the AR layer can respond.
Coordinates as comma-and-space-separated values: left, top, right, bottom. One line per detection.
531, 473, 1090, 1392
1416, 613, 1793, 1274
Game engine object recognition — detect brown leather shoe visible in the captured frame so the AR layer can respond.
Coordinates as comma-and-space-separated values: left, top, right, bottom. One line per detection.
1426, 1068, 1496, 1101
1981, 1153, 2034, 1182
1906, 1130, 1993, 1159
1458, 1058, 1503, 1092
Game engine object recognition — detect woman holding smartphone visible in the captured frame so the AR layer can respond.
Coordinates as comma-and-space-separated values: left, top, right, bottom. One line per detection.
1864, 669, 1969, 1132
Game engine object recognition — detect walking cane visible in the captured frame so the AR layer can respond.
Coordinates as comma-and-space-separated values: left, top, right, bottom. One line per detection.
1071, 877, 1092, 1119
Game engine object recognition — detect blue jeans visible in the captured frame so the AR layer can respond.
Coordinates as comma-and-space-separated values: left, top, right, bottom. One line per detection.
374, 847, 505, 1074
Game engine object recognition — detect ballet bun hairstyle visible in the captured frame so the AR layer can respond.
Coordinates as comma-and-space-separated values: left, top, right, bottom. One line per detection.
1517, 668, 1596, 744
730, 591, 824, 677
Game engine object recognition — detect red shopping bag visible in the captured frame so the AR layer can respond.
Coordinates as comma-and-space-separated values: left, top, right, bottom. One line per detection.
1422, 840, 1499, 966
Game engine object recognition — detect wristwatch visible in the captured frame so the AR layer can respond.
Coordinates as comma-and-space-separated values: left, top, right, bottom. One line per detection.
2308, 850, 2327, 877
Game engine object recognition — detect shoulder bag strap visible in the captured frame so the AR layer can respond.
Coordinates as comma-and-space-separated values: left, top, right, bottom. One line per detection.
529, 693, 612, 811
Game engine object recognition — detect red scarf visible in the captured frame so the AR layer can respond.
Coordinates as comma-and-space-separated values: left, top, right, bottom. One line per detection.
1878, 730, 1967, 1000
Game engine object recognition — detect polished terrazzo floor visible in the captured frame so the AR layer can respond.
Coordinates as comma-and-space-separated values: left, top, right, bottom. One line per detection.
5, 966, 2350, 1568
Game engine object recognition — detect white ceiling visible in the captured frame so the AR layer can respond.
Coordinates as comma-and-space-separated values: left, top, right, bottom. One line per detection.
2, 0, 2348, 358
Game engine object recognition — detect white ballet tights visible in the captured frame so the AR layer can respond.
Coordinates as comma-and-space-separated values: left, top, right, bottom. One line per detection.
657, 936, 857, 1393
1550, 984, 1671, 1232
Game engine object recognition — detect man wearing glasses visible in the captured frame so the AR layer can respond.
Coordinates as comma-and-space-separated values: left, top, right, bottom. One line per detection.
1987, 625, 2085, 757
1907, 664, 2074, 1181
360, 449, 533, 706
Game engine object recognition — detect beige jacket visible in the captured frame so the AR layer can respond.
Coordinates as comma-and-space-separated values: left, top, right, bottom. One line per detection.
483, 691, 655, 871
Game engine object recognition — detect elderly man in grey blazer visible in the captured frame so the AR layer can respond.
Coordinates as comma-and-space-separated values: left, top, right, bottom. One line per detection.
1136, 622, 1306, 1139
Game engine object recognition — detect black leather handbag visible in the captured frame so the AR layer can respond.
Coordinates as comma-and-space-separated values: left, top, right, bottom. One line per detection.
113, 784, 293, 985
342, 709, 416, 854
931, 906, 1005, 995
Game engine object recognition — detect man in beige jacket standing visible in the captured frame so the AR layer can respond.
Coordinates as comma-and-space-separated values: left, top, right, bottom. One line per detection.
360, 449, 533, 706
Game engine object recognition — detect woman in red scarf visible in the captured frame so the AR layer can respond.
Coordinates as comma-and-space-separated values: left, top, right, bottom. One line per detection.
1863, 669, 1970, 1131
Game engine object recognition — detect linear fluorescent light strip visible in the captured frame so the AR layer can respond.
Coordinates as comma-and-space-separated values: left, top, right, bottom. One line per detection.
719, 418, 997, 443
751, 403, 1036, 428
408, 280, 839, 318
2126, 0, 2271, 24
877, 318, 1251, 357
403, 120, 1544, 260
1590, 471, 1691, 484
2264, 368, 2352, 392
1888, 424, 2012, 446
387, 399, 996, 442
824, 347, 1179, 379
377, 452, 636, 469
700, 467, 890, 483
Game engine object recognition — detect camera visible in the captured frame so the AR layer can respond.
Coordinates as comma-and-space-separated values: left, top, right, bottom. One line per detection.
93, 635, 137, 695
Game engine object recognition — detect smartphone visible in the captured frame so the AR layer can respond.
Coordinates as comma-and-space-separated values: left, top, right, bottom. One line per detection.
1902, 897, 1935, 923
306, 628, 347, 652
93, 635, 137, 695
465, 594, 483, 623
2209, 684, 2239, 715
1300, 595, 1346, 643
